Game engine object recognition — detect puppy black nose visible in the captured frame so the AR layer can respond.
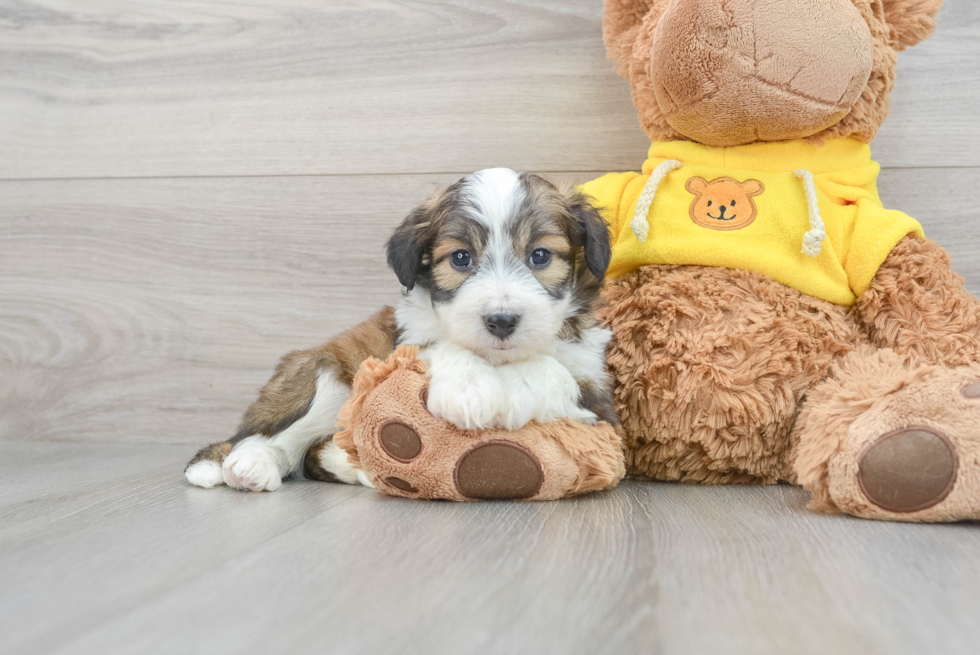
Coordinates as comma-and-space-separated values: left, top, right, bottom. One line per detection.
485, 313, 520, 339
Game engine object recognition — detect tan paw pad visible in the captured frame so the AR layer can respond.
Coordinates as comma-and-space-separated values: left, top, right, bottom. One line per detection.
454, 440, 543, 500
378, 421, 422, 462
961, 381, 980, 399
857, 427, 958, 513
385, 477, 419, 493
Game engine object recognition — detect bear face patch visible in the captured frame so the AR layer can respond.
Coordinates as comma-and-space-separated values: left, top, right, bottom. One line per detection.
685, 177, 765, 231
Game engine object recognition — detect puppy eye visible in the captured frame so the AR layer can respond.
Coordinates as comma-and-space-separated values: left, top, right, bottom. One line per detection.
731, 200, 736, 207
450, 250, 471, 268
529, 248, 551, 267
707, 200, 713, 207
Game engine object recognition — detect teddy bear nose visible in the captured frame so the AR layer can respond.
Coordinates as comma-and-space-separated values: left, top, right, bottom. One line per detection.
485, 313, 520, 339
650, 0, 874, 146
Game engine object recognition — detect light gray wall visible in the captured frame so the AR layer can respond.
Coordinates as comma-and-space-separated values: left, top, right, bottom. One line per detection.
1, 0, 978, 444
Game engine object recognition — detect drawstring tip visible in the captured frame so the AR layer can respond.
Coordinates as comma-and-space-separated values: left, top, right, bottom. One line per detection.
630, 159, 684, 245
630, 219, 648, 243
792, 168, 826, 258
801, 229, 826, 258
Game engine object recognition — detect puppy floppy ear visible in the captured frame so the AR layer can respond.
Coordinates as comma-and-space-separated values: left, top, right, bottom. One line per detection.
386, 204, 434, 291
881, 0, 943, 50
566, 191, 612, 280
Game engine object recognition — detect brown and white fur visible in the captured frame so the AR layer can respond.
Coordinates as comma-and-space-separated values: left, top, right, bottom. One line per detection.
184, 168, 617, 492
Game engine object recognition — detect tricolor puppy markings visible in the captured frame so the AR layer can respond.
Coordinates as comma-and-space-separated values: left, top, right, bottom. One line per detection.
184, 169, 617, 491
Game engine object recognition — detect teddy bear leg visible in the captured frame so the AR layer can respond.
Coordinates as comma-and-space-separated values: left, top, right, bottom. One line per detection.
792, 346, 980, 522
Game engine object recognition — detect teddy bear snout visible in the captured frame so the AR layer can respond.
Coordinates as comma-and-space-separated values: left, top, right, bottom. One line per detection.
650, 0, 875, 146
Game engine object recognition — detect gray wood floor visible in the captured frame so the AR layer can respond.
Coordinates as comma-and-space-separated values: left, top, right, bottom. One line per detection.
2, 1, 980, 653
3, 442, 980, 655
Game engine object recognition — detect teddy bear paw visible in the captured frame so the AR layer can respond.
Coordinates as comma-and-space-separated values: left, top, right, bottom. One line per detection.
835, 371, 980, 520
372, 418, 544, 500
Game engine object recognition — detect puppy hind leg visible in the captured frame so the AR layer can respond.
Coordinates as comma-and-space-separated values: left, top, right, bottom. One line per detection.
188, 306, 397, 491
303, 439, 372, 487
224, 370, 352, 492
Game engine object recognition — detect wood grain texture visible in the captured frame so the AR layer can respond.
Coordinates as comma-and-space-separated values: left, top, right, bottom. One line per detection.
0, 442, 369, 655
0, 443, 977, 655
0, 0, 977, 180
3, 168, 979, 446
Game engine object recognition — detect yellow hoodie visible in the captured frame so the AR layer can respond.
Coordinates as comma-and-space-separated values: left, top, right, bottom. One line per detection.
580, 138, 923, 306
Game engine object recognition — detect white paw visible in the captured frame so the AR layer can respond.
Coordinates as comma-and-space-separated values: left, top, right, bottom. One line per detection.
223, 442, 284, 492
533, 401, 598, 427
570, 407, 599, 426
495, 354, 594, 429
315, 440, 361, 485
427, 374, 506, 430
356, 469, 375, 488
499, 401, 536, 431
185, 460, 225, 488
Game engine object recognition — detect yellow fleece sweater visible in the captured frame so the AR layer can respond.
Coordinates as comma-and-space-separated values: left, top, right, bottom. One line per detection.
580, 138, 923, 306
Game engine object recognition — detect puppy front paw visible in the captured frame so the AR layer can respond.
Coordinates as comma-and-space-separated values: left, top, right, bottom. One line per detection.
223, 442, 284, 492
499, 402, 537, 431
427, 374, 506, 430
572, 409, 599, 426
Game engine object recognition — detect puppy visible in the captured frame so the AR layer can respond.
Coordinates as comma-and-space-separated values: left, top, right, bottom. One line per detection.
184, 168, 618, 492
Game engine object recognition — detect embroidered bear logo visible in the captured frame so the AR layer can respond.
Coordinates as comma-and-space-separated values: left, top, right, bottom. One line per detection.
685, 177, 765, 231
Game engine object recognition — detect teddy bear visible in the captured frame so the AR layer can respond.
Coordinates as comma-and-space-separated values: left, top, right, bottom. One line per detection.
579, 0, 980, 521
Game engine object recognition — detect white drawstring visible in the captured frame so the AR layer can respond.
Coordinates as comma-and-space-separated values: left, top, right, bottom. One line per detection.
792, 169, 826, 258
630, 159, 683, 242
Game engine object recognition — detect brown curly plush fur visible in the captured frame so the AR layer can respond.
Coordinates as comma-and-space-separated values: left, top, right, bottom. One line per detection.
602, 0, 942, 145
599, 263, 863, 484
857, 237, 980, 368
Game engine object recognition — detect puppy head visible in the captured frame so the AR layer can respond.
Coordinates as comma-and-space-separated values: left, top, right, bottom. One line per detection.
387, 168, 611, 363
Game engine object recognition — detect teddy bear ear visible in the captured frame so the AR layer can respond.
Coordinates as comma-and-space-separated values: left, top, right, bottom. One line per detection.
685, 177, 708, 194
880, 0, 944, 50
603, 0, 658, 75
743, 179, 765, 197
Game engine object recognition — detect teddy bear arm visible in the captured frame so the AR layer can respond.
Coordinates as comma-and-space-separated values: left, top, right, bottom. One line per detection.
856, 235, 980, 368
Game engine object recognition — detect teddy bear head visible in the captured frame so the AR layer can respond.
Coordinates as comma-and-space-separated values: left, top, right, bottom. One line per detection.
604, 0, 943, 146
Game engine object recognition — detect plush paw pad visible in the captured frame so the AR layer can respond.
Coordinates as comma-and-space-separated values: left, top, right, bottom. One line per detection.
453, 440, 544, 500
378, 422, 422, 462
961, 381, 980, 399
385, 477, 419, 493
858, 427, 958, 513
